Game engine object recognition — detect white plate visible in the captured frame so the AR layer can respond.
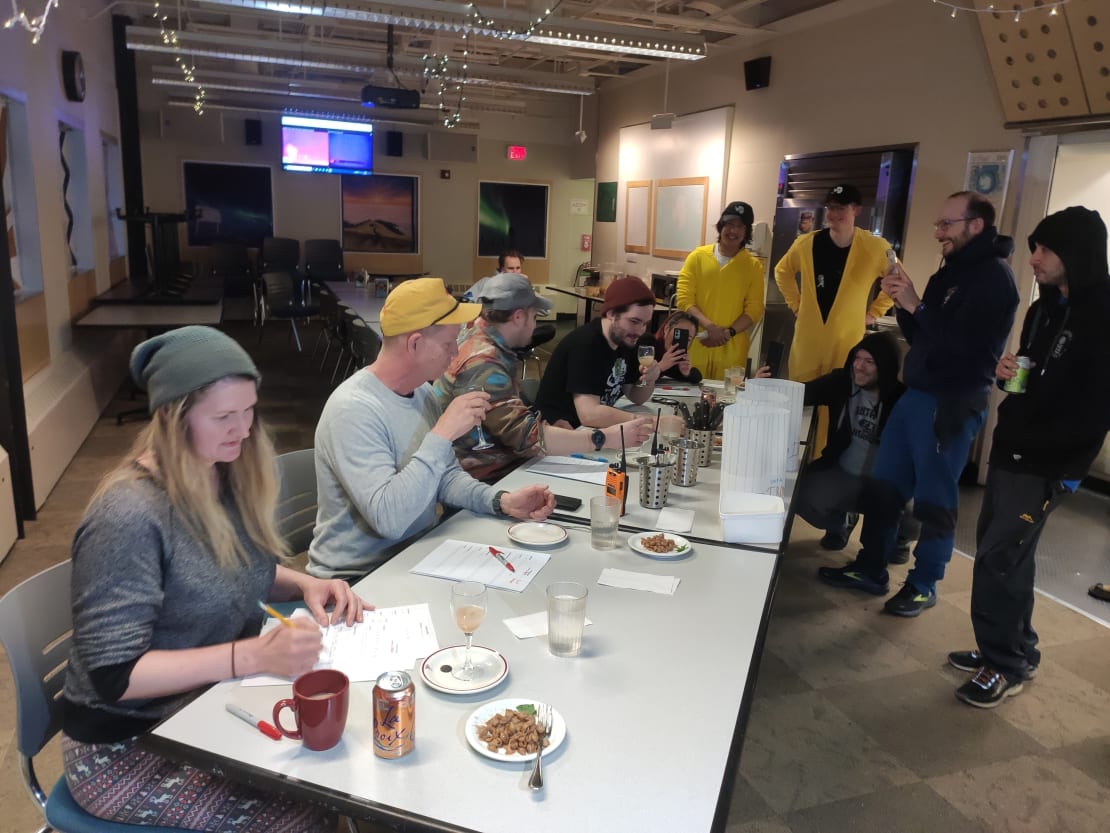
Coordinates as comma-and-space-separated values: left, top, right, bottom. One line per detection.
419, 645, 509, 695
627, 532, 693, 559
465, 698, 567, 762
507, 521, 568, 547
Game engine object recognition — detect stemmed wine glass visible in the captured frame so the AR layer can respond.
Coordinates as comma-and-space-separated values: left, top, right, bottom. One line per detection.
466, 384, 495, 450
450, 581, 488, 681
636, 345, 656, 387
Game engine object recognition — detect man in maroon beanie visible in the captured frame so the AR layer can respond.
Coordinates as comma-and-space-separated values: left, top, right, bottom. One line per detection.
534, 276, 672, 429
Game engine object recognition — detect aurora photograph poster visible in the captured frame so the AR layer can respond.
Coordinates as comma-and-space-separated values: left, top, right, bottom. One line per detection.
478, 181, 548, 258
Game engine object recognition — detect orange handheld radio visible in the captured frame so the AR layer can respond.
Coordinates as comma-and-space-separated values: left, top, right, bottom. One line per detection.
605, 425, 629, 515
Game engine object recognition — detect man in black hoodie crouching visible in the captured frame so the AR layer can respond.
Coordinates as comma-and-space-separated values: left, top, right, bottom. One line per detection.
950, 206, 1110, 708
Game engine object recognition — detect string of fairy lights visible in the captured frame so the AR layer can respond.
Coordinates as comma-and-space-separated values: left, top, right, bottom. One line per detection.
931, 0, 1070, 21
2, 0, 60, 43
152, 0, 206, 114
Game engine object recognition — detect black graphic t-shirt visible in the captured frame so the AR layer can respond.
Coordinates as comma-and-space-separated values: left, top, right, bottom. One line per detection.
812, 229, 852, 322
534, 318, 636, 428
837, 388, 880, 476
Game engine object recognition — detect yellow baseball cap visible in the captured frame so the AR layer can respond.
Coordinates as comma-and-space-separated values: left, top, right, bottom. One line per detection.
380, 278, 481, 336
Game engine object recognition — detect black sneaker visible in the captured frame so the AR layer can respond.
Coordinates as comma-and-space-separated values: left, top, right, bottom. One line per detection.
889, 536, 912, 565
948, 649, 1037, 679
883, 582, 937, 617
956, 666, 1024, 708
817, 564, 889, 596
819, 528, 850, 551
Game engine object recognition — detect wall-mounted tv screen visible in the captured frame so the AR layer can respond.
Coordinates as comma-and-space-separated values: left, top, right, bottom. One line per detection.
280, 114, 373, 176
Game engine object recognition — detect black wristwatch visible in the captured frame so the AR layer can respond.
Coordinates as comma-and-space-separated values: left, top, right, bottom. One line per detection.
591, 428, 606, 451
726, 326, 737, 339
492, 490, 509, 516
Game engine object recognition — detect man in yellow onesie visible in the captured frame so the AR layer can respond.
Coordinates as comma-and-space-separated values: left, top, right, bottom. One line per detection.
775, 184, 896, 452
677, 201, 765, 380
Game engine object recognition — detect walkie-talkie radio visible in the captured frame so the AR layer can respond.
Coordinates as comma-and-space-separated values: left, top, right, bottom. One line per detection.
605, 425, 629, 515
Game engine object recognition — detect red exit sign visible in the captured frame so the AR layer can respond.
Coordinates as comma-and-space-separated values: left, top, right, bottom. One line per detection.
507, 145, 527, 161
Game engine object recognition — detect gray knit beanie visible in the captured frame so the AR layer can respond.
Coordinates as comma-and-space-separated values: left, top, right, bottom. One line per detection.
130, 326, 261, 412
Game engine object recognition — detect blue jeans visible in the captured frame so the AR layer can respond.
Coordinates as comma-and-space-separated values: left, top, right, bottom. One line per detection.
856, 388, 985, 594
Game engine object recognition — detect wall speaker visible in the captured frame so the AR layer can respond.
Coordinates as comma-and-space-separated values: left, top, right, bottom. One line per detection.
744, 56, 772, 91
385, 130, 403, 157
244, 118, 262, 145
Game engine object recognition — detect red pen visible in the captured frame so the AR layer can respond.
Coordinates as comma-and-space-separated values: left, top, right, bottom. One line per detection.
226, 702, 282, 740
488, 545, 516, 572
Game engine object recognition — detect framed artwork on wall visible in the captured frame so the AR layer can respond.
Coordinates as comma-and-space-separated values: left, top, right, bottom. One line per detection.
624, 180, 651, 254
341, 173, 419, 253
964, 150, 1014, 224
477, 181, 549, 259
652, 176, 708, 259
183, 161, 273, 247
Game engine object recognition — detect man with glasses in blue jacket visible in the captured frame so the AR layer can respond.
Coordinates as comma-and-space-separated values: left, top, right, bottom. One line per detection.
819, 191, 1019, 617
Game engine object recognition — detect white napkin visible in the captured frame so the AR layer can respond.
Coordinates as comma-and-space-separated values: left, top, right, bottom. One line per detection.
655, 507, 695, 533
597, 568, 680, 595
503, 611, 595, 639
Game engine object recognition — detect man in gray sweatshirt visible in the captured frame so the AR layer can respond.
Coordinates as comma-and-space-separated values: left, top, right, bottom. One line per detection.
309, 278, 556, 579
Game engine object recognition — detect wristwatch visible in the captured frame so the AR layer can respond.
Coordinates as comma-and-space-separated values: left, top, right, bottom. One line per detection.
726, 326, 737, 339
591, 428, 606, 451
492, 489, 509, 516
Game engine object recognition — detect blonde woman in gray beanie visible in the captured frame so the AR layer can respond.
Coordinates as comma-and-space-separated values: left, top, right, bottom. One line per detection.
59, 325, 365, 832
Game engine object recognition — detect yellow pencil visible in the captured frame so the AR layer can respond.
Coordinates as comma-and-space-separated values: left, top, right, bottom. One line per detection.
257, 600, 293, 626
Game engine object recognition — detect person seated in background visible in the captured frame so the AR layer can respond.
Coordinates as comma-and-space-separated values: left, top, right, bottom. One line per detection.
62, 326, 365, 832
310, 278, 555, 580
533, 276, 665, 429
755, 331, 917, 557
465, 248, 525, 301
434, 272, 653, 481
641, 310, 704, 385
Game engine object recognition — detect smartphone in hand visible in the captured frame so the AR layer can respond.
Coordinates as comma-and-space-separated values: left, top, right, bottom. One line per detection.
671, 328, 690, 351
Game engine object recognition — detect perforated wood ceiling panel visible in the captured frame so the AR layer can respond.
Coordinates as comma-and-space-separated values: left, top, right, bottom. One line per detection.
976, 1, 1089, 121
1067, 0, 1110, 115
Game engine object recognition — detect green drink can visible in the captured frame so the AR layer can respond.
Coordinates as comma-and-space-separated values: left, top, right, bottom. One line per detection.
1003, 356, 1031, 394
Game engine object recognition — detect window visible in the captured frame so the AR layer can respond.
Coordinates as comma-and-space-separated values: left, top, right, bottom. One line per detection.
1, 96, 43, 295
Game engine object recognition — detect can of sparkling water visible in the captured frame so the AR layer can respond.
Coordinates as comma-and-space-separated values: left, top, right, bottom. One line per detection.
1003, 356, 1032, 394
373, 671, 415, 758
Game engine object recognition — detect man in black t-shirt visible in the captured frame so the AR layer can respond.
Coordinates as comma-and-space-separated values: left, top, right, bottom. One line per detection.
534, 277, 664, 428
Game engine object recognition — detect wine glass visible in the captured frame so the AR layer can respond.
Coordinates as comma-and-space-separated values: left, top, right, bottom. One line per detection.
636, 345, 656, 387
450, 581, 488, 681
466, 384, 495, 450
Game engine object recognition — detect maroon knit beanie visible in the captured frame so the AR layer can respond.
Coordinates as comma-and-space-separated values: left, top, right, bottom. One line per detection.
599, 276, 655, 315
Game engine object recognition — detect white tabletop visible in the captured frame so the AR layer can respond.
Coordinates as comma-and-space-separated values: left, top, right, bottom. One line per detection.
147, 508, 780, 833
326, 281, 386, 323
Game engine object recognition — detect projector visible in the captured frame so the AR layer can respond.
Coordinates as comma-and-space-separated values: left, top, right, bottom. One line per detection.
650, 112, 675, 130
361, 85, 420, 109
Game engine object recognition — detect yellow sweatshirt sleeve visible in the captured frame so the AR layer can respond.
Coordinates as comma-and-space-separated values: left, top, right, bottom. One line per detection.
773, 239, 803, 313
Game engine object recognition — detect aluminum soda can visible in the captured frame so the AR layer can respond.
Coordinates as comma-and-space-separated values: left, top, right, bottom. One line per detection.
1003, 356, 1032, 394
373, 671, 415, 758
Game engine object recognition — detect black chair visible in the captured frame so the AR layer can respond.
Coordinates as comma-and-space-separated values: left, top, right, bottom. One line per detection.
516, 322, 557, 380
347, 318, 382, 373
311, 288, 343, 368
259, 271, 320, 352
331, 306, 362, 383
303, 238, 345, 284
210, 243, 256, 322
261, 237, 300, 275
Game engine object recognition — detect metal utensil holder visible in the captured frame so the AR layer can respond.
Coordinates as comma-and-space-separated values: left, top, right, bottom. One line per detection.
669, 438, 703, 486
637, 457, 674, 509
687, 429, 714, 467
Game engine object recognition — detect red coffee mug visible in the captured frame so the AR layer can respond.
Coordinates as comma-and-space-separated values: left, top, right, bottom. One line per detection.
273, 669, 349, 751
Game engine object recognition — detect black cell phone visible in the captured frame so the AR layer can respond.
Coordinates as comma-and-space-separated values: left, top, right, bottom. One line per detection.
763, 341, 785, 378
671, 328, 690, 351
554, 494, 583, 511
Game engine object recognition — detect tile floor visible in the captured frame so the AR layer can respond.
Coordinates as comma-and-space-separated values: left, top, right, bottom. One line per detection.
1, 319, 1108, 833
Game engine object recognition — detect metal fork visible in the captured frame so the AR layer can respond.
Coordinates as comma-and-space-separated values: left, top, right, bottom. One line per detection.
528, 704, 552, 790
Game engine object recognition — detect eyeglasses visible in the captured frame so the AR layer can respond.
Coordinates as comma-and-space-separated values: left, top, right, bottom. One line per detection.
933, 217, 972, 231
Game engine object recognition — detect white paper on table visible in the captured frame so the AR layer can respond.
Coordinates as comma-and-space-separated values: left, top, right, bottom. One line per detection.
655, 507, 695, 533
597, 568, 680, 595
242, 604, 440, 686
654, 383, 700, 396
527, 455, 608, 485
409, 539, 549, 591
502, 611, 595, 639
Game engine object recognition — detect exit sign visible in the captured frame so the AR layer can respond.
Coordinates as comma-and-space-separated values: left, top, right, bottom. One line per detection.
507, 145, 527, 161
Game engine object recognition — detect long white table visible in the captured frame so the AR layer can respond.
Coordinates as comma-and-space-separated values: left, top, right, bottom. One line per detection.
146, 506, 785, 833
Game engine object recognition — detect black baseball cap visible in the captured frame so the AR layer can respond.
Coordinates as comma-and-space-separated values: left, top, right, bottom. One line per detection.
825, 184, 862, 206
717, 201, 754, 228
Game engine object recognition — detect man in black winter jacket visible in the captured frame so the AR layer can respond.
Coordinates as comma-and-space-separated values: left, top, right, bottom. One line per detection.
949, 206, 1110, 708
793, 332, 908, 550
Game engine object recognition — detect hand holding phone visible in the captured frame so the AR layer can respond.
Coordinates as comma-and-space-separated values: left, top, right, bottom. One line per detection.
671, 328, 690, 351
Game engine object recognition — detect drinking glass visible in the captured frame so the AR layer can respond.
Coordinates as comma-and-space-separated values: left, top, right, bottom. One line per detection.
450, 581, 487, 681
466, 385, 495, 450
636, 345, 656, 387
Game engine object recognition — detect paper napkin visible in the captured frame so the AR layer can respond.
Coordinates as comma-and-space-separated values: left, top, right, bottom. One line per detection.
655, 507, 695, 533
597, 568, 680, 595
503, 611, 595, 639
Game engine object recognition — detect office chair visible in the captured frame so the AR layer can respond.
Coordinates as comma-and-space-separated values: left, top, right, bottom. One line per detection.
259, 271, 320, 352
275, 449, 318, 555
0, 560, 181, 833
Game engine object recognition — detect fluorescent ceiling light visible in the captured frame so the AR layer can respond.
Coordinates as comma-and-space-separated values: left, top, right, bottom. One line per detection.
529, 30, 704, 60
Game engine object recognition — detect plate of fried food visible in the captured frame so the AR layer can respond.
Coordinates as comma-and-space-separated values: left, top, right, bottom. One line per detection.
465, 699, 567, 762
628, 531, 693, 560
